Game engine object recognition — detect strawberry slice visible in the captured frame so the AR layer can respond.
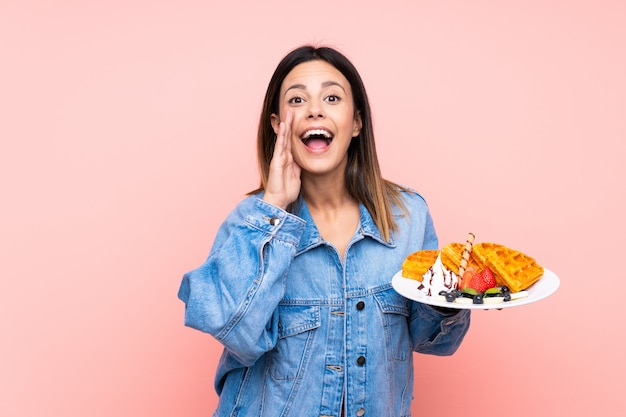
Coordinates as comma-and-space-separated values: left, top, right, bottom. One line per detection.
467, 267, 497, 293
459, 266, 480, 290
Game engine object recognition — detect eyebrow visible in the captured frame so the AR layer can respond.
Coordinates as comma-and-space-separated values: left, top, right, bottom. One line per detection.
284, 81, 346, 94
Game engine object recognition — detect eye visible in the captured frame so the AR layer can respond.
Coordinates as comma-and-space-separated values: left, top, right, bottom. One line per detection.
325, 95, 341, 103
287, 95, 305, 104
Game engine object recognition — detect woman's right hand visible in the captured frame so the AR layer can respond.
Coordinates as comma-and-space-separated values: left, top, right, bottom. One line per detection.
263, 109, 301, 210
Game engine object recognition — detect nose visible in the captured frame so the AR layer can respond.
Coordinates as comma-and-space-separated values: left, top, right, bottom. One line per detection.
307, 102, 324, 119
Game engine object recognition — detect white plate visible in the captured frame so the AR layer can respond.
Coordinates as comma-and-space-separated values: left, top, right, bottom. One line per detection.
391, 268, 560, 310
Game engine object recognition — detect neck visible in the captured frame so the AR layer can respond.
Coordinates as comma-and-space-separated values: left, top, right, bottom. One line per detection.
300, 173, 361, 260
300, 173, 353, 210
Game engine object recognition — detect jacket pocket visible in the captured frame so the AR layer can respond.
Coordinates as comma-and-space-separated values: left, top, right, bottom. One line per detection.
373, 288, 411, 361
268, 304, 320, 380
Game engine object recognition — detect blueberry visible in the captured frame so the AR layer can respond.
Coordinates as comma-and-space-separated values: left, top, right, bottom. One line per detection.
504, 294, 511, 302
445, 292, 456, 303
473, 294, 483, 304
439, 290, 448, 296
501, 286, 510, 294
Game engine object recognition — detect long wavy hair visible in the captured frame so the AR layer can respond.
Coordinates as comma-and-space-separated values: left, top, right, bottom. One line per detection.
251, 45, 407, 241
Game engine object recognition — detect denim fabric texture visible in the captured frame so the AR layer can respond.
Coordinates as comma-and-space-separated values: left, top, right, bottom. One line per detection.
178, 189, 471, 417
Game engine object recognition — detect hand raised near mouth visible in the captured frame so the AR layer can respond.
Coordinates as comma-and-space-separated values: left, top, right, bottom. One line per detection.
263, 109, 301, 210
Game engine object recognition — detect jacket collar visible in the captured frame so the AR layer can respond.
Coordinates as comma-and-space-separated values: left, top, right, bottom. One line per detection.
295, 198, 396, 255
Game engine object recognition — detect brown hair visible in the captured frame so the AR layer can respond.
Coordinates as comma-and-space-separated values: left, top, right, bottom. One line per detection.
251, 45, 407, 241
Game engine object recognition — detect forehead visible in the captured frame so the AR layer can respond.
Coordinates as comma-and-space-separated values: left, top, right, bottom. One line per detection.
281, 60, 351, 92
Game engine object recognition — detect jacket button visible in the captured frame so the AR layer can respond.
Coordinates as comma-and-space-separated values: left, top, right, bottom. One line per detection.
269, 216, 280, 226
356, 408, 365, 416
356, 301, 365, 310
356, 356, 366, 366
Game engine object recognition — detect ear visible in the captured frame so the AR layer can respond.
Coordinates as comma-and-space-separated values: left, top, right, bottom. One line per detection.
352, 110, 363, 137
270, 113, 281, 135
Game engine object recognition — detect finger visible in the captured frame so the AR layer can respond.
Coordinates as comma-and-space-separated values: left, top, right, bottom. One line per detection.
278, 120, 286, 150
273, 119, 286, 159
283, 109, 294, 151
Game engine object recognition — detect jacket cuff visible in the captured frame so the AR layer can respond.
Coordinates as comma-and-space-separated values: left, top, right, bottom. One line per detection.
245, 198, 306, 245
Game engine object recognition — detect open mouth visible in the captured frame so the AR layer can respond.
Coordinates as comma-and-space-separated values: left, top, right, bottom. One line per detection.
300, 129, 334, 148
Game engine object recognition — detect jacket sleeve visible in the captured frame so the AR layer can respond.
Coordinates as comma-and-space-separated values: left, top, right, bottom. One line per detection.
178, 196, 305, 366
409, 303, 471, 355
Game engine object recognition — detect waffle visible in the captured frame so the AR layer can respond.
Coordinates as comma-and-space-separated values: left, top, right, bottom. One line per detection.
440, 242, 481, 275
471, 243, 544, 292
401, 250, 440, 281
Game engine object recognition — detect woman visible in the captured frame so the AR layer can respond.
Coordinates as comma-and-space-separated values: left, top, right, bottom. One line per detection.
178, 45, 470, 417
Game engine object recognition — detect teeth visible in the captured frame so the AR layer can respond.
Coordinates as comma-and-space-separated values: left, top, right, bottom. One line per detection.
302, 129, 332, 139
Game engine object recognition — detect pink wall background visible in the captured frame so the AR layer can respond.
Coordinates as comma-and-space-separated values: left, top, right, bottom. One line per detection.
1, 1, 624, 416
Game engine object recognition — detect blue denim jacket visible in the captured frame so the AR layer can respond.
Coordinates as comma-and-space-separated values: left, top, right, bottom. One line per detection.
178, 189, 470, 417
